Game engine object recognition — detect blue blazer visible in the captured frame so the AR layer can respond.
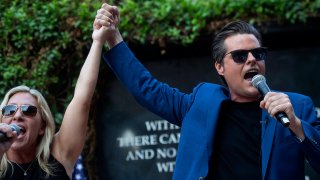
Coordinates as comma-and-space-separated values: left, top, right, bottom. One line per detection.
104, 42, 320, 180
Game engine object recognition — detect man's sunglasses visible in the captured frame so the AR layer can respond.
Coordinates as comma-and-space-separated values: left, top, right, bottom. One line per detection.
223, 47, 268, 64
1, 105, 38, 117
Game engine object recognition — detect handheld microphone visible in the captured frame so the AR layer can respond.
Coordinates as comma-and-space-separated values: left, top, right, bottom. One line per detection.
0, 124, 22, 142
252, 74, 290, 128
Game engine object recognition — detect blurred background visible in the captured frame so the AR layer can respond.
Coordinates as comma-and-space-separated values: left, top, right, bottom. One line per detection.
1, 0, 320, 179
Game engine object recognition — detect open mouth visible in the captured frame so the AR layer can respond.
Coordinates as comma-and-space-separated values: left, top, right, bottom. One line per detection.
244, 70, 259, 81
18, 126, 26, 135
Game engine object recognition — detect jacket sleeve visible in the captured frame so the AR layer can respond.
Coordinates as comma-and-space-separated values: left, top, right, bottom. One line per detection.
103, 42, 195, 126
299, 96, 320, 173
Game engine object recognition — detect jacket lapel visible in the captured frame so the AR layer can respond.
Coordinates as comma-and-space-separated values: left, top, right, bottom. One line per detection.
261, 110, 277, 180
206, 87, 230, 158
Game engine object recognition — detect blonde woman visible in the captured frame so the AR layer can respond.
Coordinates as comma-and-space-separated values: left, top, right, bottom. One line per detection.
0, 13, 110, 179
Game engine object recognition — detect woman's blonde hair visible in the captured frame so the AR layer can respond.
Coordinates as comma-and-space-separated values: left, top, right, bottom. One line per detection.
0, 85, 56, 178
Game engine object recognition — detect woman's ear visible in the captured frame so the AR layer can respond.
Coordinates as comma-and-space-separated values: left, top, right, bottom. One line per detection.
215, 62, 224, 76
38, 120, 46, 135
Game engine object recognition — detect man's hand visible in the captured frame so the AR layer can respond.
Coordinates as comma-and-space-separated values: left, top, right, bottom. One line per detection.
260, 92, 305, 140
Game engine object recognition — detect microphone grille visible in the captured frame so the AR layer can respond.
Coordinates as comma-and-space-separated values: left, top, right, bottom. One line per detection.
252, 74, 266, 88
10, 124, 21, 135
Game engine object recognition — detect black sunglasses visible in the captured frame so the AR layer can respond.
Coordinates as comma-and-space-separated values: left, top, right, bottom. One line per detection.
1, 105, 38, 117
223, 47, 268, 64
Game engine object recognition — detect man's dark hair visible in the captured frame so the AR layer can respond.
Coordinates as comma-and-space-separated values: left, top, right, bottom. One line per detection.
211, 20, 262, 86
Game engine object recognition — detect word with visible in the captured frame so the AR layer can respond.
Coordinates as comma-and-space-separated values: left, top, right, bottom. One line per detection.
145, 120, 180, 132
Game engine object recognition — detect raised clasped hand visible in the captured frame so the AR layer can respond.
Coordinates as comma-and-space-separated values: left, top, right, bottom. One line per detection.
92, 3, 120, 43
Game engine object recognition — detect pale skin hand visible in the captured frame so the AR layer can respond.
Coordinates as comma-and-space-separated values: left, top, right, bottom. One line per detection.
0, 123, 18, 157
94, 3, 123, 49
260, 92, 305, 140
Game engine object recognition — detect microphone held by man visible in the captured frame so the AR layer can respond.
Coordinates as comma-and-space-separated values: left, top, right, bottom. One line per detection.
252, 74, 290, 127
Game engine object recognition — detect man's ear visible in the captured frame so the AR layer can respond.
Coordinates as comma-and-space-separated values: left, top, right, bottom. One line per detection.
215, 62, 224, 76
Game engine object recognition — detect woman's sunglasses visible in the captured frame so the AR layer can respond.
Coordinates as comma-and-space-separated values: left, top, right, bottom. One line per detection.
1, 105, 38, 117
224, 47, 268, 64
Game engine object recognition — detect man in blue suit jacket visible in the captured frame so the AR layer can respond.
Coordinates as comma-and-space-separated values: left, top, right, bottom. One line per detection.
95, 3, 320, 180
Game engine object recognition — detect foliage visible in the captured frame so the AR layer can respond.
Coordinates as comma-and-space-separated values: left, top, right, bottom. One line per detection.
0, 0, 319, 178
118, 0, 320, 46
0, 0, 102, 124
1, 0, 319, 123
